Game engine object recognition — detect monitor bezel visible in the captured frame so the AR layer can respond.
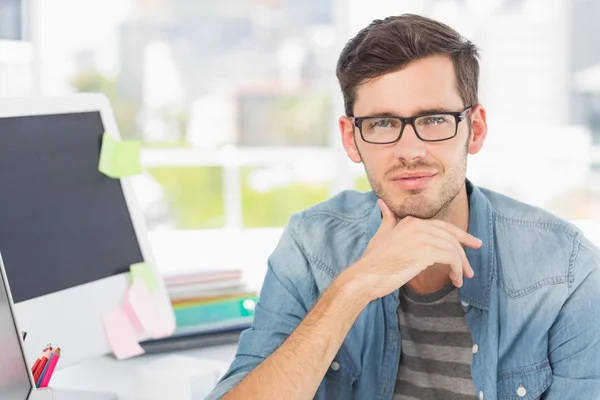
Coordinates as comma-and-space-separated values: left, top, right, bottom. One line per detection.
0, 251, 34, 397
0, 93, 172, 368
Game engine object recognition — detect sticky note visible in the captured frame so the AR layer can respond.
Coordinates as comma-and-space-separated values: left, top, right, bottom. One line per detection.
122, 295, 145, 334
128, 279, 176, 339
102, 309, 145, 360
98, 133, 142, 178
130, 262, 157, 293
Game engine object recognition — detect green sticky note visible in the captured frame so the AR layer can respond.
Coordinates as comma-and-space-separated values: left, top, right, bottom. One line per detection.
99, 133, 142, 178
130, 262, 157, 292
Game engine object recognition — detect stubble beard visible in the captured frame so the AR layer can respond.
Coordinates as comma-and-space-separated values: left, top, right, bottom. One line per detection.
362, 146, 468, 221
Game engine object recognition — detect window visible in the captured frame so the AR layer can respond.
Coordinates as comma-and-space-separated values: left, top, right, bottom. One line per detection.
6, 0, 600, 275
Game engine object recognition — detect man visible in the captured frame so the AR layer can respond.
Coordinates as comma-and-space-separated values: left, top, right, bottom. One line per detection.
207, 14, 600, 400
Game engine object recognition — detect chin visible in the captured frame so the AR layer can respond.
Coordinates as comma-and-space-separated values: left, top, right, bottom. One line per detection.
385, 189, 443, 220
395, 203, 441, 220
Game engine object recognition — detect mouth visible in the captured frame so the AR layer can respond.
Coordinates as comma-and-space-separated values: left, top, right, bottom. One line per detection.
391, 172, 437, 190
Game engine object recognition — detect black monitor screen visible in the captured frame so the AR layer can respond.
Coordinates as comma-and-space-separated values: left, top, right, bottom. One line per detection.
0, 111, 144, 303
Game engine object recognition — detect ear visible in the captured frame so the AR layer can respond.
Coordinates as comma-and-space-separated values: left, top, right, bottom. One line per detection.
467, 104, 488, 155
340, 116, 362, 163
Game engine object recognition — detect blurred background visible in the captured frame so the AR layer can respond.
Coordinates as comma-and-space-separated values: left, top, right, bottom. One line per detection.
1, 0, 600, 287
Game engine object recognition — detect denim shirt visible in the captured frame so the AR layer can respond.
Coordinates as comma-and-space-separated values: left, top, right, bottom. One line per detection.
206, 181, 600, 400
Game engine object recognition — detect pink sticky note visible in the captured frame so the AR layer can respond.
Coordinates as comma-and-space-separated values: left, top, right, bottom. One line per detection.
122, 295, 145, 334
128, 279, 176, 339
102, 309, 145, 360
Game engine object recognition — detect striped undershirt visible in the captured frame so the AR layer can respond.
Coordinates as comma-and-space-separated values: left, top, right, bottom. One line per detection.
393, 281, 477, 400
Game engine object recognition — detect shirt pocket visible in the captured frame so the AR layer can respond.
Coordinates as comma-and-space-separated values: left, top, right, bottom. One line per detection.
497, 359, 553, 400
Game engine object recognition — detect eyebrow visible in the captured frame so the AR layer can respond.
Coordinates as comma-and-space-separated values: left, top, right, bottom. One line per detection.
360, 107, 460, 118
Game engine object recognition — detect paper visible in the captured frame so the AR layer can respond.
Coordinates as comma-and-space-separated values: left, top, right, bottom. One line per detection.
98, 133, 142, 178
122, 296, 145, 334
128, 279, 176, 339
130, 262, 157, 293
102, 308, 145, 360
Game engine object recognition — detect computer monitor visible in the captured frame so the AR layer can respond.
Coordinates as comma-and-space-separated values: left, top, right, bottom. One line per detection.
0, 250, 35, 399
0, 251, 52, 400
0, 93, 173, 368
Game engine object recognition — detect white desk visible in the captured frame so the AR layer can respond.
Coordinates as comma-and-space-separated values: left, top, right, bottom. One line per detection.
50, 344, 238, 399
47, 228, 280, 399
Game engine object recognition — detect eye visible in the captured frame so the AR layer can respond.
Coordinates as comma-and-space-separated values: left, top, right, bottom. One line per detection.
420, 116, 448, 125
369, 119, 396, 129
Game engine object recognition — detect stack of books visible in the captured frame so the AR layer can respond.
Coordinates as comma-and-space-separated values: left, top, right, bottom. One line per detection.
165, 269, 259, 334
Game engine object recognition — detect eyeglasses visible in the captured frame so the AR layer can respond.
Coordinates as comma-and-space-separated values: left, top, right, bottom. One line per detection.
352, 106, 473, 144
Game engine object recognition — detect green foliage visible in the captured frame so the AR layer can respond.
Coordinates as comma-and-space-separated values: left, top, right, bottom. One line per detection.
147, 167, 225, 229
69, 70, 116, 96
69, 69, 142, 140
241, 167, 329, 227
355, 174, 371, 192
147, 166, 331, 228
269, 91, 330, 146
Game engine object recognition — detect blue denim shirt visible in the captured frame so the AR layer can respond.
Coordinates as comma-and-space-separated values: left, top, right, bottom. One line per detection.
207, 181, 600, 400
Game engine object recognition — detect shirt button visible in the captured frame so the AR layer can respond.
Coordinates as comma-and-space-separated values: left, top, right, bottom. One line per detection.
461, 300, 469, 307
330, 361, 340, 371
479, 391, 484, 400
517, 384, 527, 397
472, 344, 479, 354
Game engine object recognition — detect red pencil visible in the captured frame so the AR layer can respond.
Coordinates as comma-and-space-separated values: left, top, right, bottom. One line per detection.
32, 348, 51, 383
40, 348, 60, 388
31, 345, 48, 374
30, 345, 48, 374
31, 345, 51, 375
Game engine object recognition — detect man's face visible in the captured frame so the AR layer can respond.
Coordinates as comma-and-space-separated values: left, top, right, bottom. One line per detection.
340, 55, 487, 219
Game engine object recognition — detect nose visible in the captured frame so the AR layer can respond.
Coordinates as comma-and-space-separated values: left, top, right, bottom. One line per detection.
394, 123, 427, 161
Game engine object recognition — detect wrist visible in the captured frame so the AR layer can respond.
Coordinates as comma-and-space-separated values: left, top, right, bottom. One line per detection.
333, 261, 376, 310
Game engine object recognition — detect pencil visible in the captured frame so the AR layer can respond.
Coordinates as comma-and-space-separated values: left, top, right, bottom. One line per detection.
32, 347, 52, 385
40, 348, 60, 388
31, 345, 51, 375
31, 344, 52, 374
36, 351, 54, 387
30, 345, 48, 374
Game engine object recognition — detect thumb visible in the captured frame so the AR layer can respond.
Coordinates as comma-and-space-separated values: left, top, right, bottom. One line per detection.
377, 199, 397, 229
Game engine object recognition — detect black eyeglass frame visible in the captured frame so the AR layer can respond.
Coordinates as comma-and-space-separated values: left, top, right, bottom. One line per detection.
351, 105, 474, 144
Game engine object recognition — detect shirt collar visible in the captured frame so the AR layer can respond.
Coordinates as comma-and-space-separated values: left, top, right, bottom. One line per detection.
460, 180, 493, 310
365, 179, 494, 310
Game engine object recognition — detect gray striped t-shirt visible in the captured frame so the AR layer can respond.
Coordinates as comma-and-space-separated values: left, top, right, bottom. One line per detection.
393, 282, 477, 400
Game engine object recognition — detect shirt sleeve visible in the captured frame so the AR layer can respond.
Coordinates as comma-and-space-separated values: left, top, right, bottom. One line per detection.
205, 213, 315, 399
543, 236, 600, 399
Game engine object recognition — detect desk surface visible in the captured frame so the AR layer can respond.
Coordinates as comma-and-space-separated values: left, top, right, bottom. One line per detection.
50, 343, 237, 399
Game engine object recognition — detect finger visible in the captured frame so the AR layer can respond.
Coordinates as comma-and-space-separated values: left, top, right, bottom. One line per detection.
439, 228, 474, 279
431, 239, 464, 288
428, 220, 482, 249
447, 254, 463, 288
460, 244, 474, 279
377, 199, 398, 231
424, 228, 472, 283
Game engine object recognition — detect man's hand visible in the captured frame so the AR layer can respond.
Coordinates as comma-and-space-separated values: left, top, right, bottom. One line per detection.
219, 199, 483, 400
350, 199, 482, 301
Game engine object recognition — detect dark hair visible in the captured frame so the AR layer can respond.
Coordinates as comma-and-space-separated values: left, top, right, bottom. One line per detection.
336, 14, 480, 116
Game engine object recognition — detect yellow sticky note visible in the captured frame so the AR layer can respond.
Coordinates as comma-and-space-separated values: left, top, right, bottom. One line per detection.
130, 262, 157, 293
98, 133, 142, 178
